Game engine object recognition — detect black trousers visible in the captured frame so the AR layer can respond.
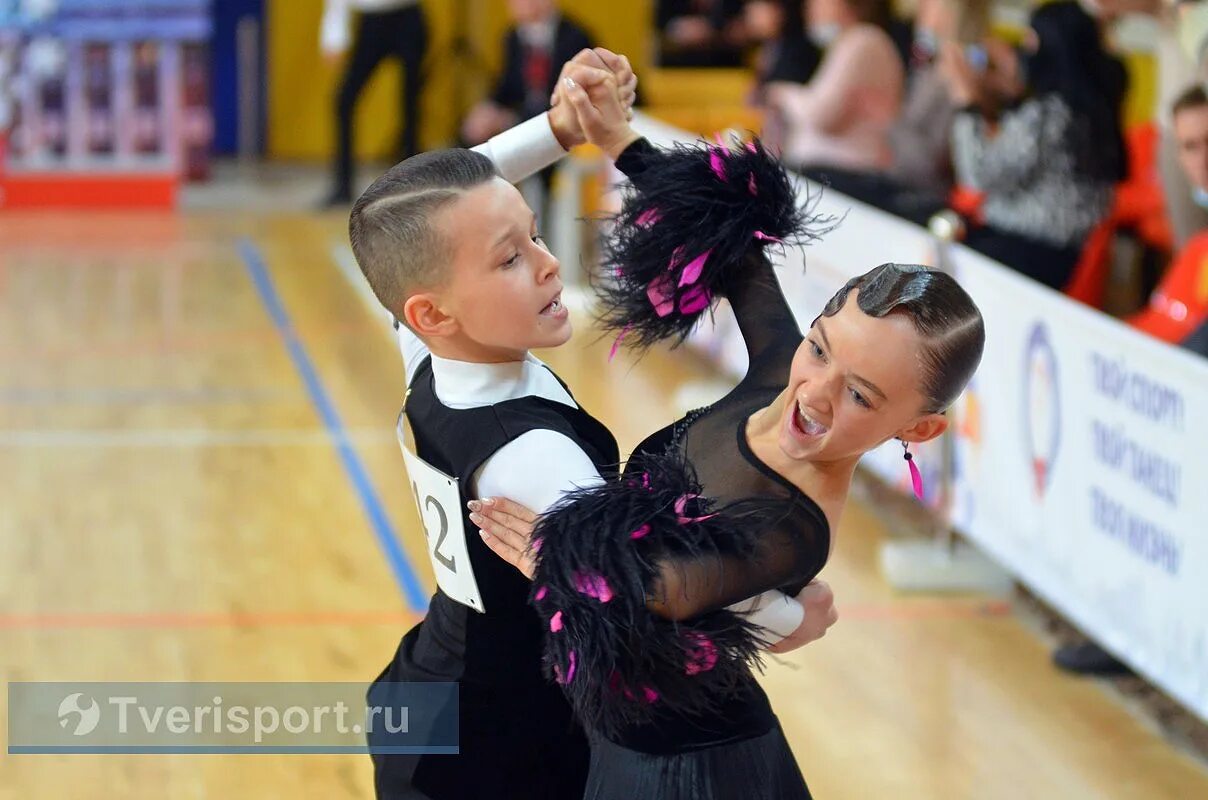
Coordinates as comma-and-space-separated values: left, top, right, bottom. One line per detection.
961, 226, 1081, 291
333, 4, 427, 198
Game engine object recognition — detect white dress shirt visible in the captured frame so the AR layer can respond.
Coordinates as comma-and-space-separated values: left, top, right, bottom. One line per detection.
399, 113, 805, 641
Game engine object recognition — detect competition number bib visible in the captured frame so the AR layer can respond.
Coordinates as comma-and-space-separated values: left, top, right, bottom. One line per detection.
396, 415, 486, 613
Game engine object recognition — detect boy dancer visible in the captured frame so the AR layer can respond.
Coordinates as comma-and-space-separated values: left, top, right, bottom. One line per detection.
351, 52, 632, 800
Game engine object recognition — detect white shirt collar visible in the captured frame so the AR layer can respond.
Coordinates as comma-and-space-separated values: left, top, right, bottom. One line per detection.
429, 352, 576, 409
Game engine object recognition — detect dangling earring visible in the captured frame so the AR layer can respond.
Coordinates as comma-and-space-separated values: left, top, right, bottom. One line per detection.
902, 441, 924, 501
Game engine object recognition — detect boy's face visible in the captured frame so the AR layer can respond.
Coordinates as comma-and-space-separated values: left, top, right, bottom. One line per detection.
431, 178, 571, 360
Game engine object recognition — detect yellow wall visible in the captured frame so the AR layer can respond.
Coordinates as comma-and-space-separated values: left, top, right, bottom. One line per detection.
267, 1, 1159, 161
267, 0, 651, 161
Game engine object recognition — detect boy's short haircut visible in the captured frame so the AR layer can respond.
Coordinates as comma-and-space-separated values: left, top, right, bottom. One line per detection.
349, 148, 499, 317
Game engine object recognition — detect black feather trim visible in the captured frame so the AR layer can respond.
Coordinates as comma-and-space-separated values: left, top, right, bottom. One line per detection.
527, 450, 792, 736
596, 137, 837, 352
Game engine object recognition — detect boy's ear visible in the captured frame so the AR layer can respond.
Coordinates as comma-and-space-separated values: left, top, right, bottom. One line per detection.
403, 292, 459, 339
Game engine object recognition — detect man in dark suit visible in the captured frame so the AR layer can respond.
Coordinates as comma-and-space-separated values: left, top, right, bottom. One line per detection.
321, 0, 428, 207
461, 0, 594, 146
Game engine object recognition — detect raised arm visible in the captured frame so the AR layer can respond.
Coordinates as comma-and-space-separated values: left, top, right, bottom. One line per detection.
471, 50, 638, 184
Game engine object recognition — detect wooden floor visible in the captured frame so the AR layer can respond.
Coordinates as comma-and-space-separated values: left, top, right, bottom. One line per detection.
2, 209, 1206, 799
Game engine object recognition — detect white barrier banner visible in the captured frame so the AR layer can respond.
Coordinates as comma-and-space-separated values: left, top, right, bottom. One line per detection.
950, 249, 1208, 721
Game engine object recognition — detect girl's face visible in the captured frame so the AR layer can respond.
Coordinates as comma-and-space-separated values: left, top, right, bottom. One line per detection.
775, 291, 947, 464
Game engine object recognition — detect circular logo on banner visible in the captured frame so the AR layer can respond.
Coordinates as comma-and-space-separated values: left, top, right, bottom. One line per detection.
1023, 322, 1061, 498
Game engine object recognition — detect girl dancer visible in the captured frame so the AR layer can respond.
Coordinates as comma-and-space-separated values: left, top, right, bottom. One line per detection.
473, 77, 986, 799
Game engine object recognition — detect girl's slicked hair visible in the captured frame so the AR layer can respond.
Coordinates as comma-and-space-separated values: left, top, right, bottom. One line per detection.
817, 263, 985, 413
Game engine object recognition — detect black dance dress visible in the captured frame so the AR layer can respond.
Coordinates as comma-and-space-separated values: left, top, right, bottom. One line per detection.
527, 138, 833, 799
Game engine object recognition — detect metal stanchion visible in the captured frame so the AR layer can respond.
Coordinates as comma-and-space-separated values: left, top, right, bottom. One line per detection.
549, 151, 608, 306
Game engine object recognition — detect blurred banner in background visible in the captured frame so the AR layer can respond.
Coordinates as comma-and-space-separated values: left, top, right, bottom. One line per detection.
0, 0, 212, 208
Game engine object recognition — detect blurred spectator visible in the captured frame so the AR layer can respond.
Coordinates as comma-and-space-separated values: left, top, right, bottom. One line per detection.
461, 0, 593, 146
886, 0, 991, 196
764, 0, 903, 175
1169, 81, 1208, 242
747, 0, 821, 155
944, 1, 1127, 290
1091, 0, 1208, 249
747, 0, 821, 88
656, 0, 749, 67
1129, 85, 1208, 345
321, 0, 428, 207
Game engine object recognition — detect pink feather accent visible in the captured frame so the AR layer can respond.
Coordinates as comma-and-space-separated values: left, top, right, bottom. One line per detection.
635, 207, 663, 228
647, 273, 676, 317
531, 537, 543, 553
608, 324, 631, 362
674, 493, 718, 524
746, 141, 757, 153
573, 571, 615, 603
549, 610, 563, 632
684, 633, 719, 675
713, 133, 726, 146
709, 148, 727, 182
677, 250, 710, 288
534, 586, 548, 601
678, 285, 712, 315
610, 671, 660, 704
908, 457, 925, 501
555, 651, 577, 685
629, 523, 651, 540
753, 231, 783, 243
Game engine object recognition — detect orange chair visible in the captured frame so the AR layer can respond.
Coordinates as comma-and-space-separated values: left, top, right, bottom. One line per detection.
1062, 217, 1117, 308
1112, 122, 1172, 253
1129, 230, 1208, 343
947, 185, 985, 225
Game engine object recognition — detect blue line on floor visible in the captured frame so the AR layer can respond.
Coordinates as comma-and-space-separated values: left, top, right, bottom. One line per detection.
237, 239, 427, 612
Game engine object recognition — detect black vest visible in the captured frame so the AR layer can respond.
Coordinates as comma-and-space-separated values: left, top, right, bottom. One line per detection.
395, 355, 619, 689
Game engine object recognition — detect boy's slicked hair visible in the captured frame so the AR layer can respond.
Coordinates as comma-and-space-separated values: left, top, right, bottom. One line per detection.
348, 148, 499, 317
